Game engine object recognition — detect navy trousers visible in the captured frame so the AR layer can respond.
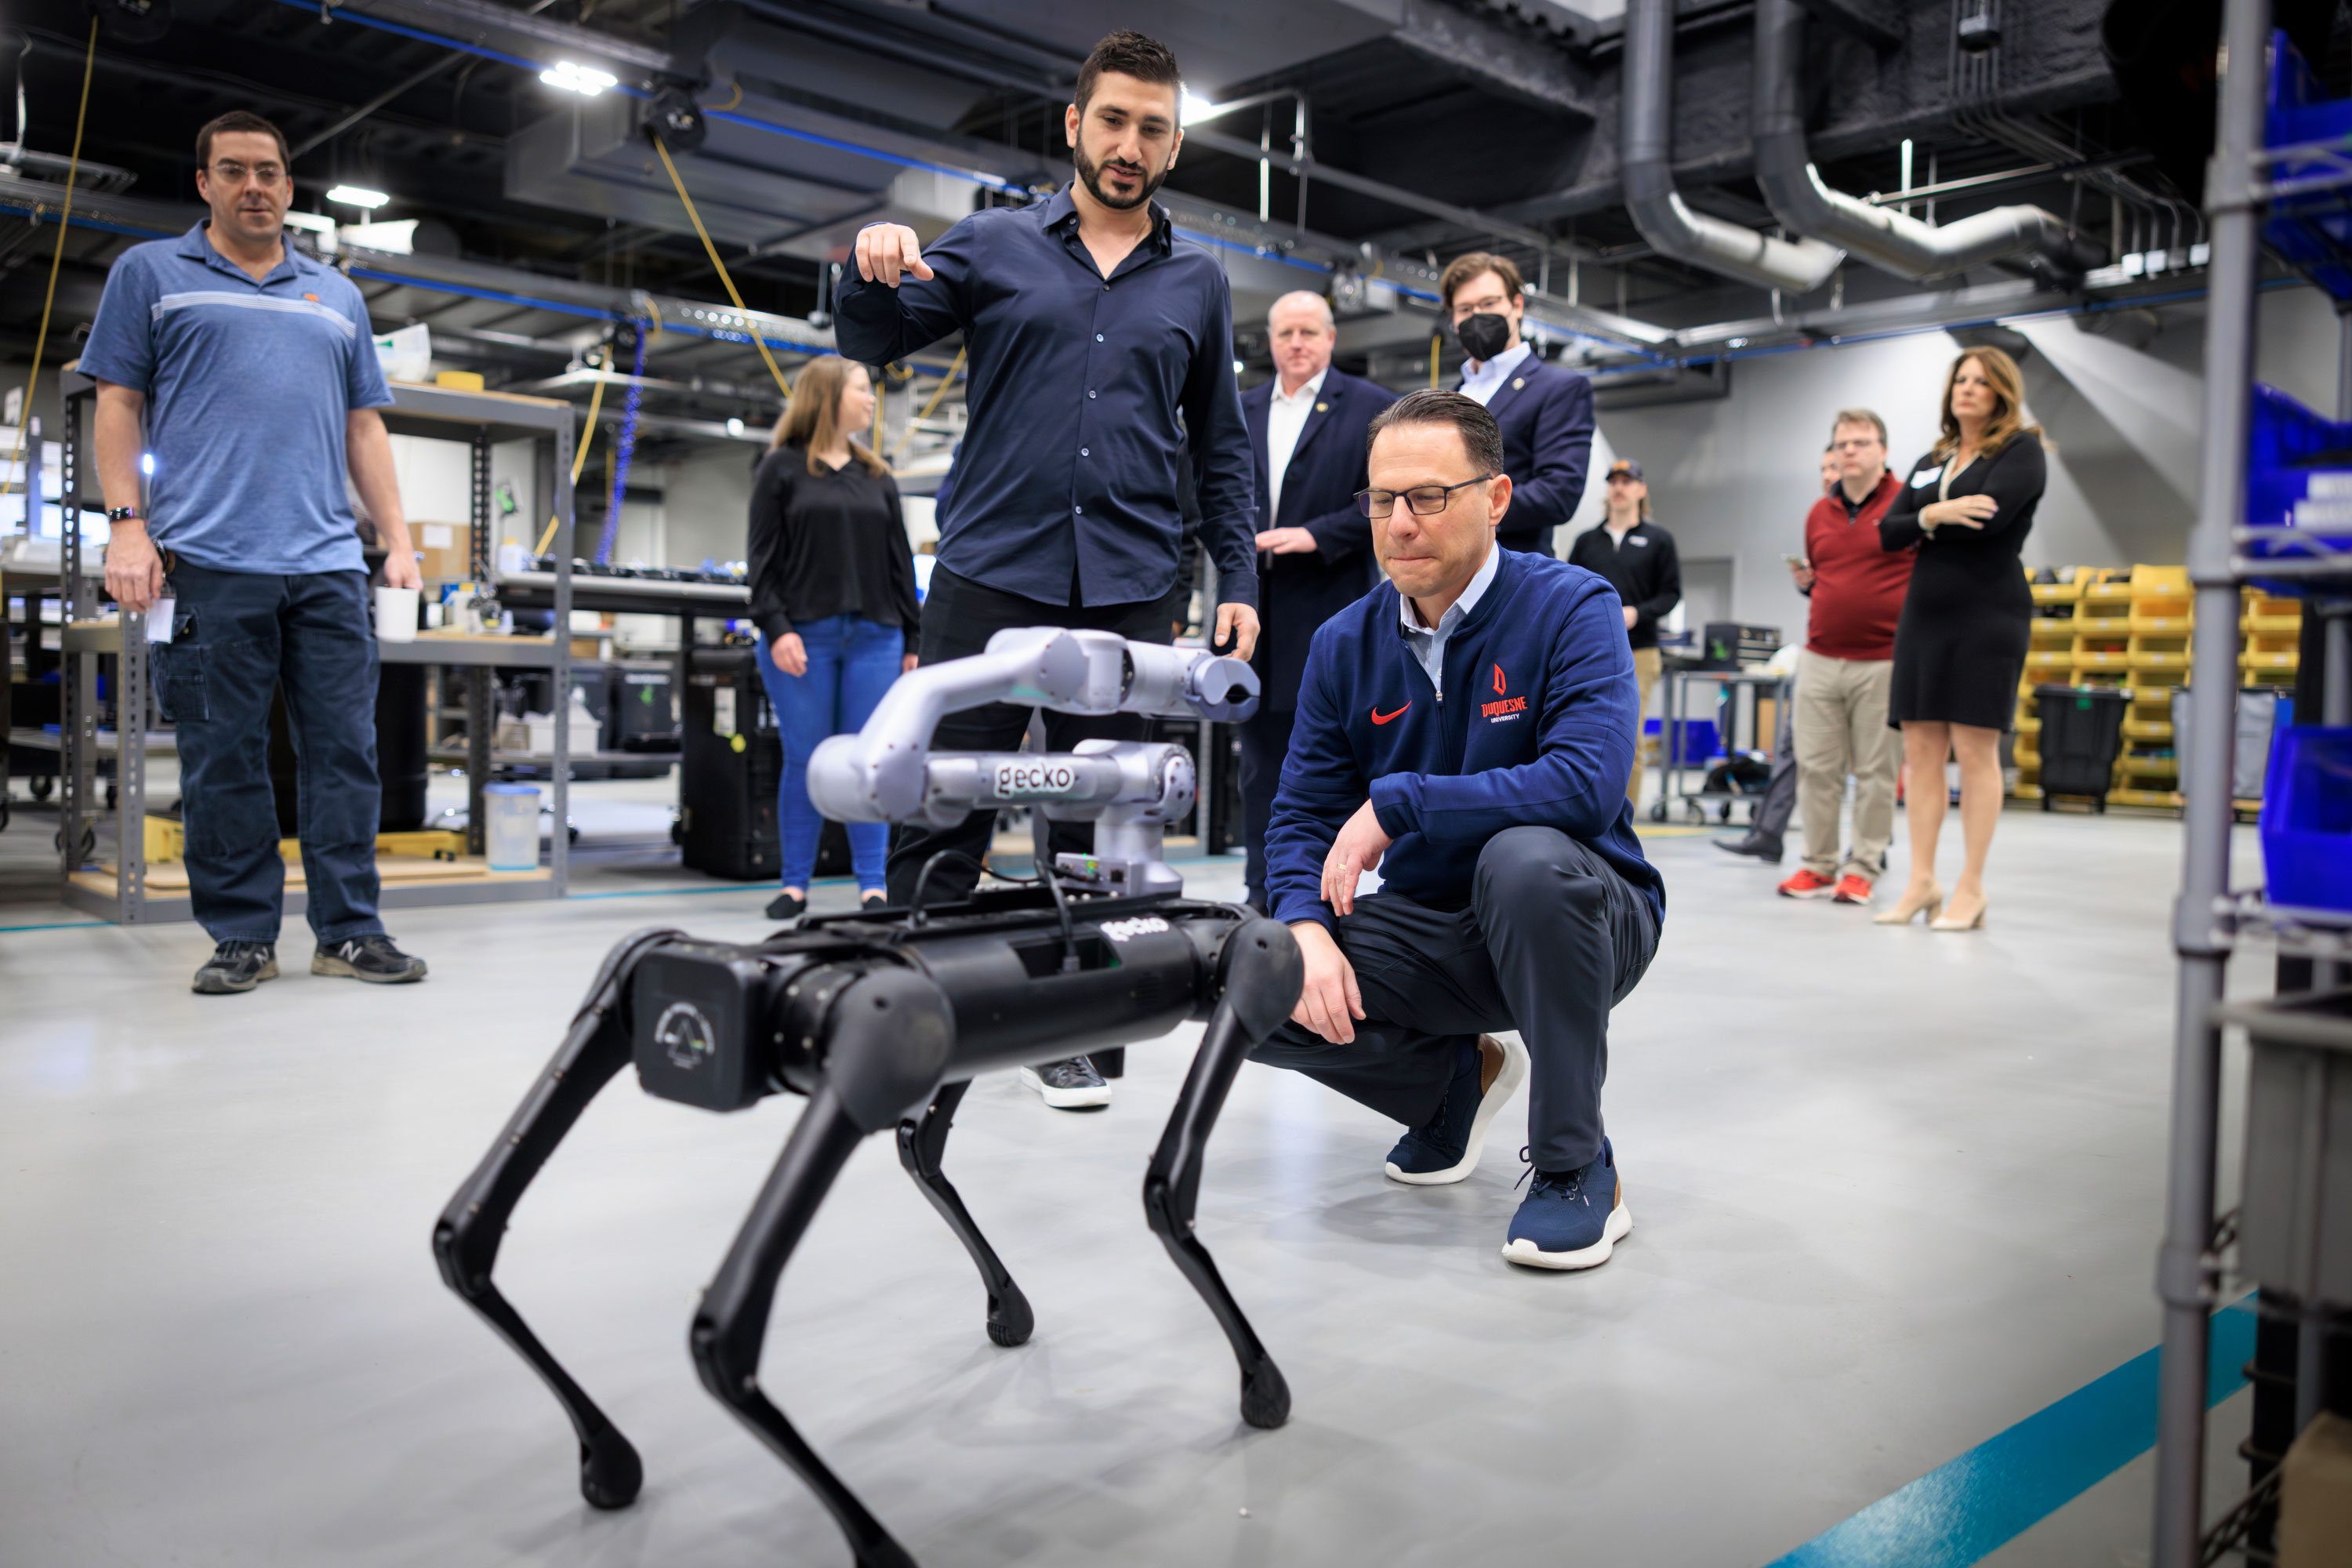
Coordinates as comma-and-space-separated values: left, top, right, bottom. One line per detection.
151, 561, 386, 945
1238, 705, 1295, 912
1250, 826, 1657, 1174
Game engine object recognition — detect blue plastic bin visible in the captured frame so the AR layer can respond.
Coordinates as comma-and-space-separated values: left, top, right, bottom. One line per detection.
2267, 31, 2352, 302
1664, 718, 1719, 768
2260, 726, 2352, 913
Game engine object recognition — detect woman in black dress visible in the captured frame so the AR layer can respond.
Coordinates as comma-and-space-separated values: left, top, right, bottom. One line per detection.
1873, 347, 2045, 932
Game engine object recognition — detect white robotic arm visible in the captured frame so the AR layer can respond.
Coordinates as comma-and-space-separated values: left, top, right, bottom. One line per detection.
805, 630, 1258, 896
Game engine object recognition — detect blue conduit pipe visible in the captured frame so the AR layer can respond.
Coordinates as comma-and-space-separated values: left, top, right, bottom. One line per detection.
596, 324, 646, 564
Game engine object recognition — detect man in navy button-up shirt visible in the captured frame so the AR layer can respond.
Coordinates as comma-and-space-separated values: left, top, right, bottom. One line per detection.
833, 31, 1260, 1112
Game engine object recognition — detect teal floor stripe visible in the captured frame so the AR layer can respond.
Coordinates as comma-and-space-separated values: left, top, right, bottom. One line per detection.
1766, 1299, 2259, 1568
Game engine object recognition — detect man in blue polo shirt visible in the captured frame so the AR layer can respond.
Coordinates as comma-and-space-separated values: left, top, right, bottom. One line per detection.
1256, 389, 1664, 1271
82, 110, 428, 994
837, 30, 1258, 1111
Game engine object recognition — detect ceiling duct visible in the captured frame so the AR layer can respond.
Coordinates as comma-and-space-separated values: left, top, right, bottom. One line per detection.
1618, 0, 1843, 295
504, 2, 1047, 260
1749, 0, 2101, 281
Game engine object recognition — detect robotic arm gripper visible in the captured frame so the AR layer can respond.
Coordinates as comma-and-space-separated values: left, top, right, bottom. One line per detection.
805, 629, 1258, 896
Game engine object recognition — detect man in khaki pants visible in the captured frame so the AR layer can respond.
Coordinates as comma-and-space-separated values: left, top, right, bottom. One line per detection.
1777, 411, 1915, 905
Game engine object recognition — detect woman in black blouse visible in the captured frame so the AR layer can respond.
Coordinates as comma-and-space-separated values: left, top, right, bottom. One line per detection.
1874, 347, 2046, 933
747, 357, 921, 921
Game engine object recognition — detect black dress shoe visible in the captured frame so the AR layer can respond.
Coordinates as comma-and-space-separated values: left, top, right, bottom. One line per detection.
764, 890, 808, 920
1713, 833, 1784, 862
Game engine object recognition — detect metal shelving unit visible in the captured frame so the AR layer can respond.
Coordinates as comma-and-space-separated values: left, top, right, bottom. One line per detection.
2153, 7, 2352, 1565
52, 375, 578, 923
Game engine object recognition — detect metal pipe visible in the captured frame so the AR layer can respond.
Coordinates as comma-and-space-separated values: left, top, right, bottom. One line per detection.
1620, 0, 1843, 293
2152, 1, 2270, 1563
1751, 0, 2098, 281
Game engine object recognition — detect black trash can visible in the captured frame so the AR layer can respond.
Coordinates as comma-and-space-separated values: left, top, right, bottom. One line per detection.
2034, 684, 2129, 811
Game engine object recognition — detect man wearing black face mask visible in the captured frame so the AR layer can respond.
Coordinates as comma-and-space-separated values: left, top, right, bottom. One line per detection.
1439, 252, 1595, 558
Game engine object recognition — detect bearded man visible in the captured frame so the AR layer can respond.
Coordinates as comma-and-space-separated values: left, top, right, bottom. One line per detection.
833, 30, 1258, 1111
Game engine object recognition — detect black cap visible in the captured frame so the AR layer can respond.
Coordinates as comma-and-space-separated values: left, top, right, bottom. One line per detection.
1606, 459, 1644, 481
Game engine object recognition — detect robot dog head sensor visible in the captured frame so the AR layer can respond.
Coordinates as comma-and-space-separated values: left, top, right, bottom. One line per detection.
655, 1001, 717, 1072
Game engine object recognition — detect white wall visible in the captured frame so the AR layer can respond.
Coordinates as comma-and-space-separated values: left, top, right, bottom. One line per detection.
1588, 280, 2350, 637
661, 442, 762, 570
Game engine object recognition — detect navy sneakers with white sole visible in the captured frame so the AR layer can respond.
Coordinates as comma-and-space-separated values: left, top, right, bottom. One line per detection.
1501, 1138, 1632, 1271
1018, 1055, 1112, 1110
1384, 1033, 1528, 1186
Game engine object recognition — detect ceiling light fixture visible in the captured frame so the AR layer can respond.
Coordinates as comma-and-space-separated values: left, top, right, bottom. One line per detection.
326, 184, 390, 210
540, 61, 618, 96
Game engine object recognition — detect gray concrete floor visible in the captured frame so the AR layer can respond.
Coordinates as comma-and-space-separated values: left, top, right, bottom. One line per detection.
0, 789, 2278, 1567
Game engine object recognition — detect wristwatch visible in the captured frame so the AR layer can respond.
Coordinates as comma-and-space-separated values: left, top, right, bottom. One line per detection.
105, 506, 143, 524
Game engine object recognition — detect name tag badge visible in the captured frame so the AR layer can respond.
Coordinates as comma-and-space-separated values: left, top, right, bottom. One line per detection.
1629, 536, 1649, 546
1911, 466, 1944, 488
145, 597, 177, 644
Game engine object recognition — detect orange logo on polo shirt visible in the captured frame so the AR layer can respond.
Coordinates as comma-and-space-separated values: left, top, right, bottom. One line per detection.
303, 292, 320, 302
1481, 662, 1526, 720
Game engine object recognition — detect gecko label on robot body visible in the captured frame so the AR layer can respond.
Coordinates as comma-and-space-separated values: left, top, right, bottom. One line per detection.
1098, 916, 1171, 942
655, 1001, 717, 1071
994, 760, 1079, 797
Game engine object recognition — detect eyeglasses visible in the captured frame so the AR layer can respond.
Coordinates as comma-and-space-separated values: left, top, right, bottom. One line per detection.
1354, 476, 1491, 519
209, 160, 287, 188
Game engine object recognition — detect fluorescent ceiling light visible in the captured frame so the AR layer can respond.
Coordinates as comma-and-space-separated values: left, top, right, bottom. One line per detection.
326, 184, 390, 210
1180, 92, 1221, 126
340, 219, 418, 255
540, 61, 618, 96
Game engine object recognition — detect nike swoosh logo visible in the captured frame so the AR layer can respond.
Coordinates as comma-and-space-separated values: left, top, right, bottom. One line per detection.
1371, 702, 1410, 725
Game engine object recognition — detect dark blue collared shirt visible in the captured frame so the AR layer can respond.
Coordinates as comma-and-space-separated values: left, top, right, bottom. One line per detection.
834, 192, 1258, 611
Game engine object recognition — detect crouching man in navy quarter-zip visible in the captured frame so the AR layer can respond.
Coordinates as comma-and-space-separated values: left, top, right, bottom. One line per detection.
1254, 389, 1666, 1270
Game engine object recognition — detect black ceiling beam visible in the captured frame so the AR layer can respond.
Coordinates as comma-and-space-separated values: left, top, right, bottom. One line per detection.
1795, 0, 1904, 52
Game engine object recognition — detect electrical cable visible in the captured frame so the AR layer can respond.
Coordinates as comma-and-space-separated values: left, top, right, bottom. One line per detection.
532, 343, 608, 557
4, 19, 93, 535
903, 847, 1079, 971
595, 323, 644, 564
649, 130, 793, 399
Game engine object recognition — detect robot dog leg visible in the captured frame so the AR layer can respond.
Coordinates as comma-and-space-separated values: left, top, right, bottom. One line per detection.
897, 1079, 1036, 1348
430, 925, 683, 1510
1145, 917, 1303, 1431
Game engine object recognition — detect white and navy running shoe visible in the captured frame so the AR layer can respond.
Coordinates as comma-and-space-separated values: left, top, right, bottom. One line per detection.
1384, 1033, 1527, 1185
1501, 1138, 1632, 1271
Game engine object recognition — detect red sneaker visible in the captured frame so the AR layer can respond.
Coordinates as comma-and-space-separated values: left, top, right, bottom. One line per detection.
1831, 874, 1875, 905
1777, 869, 1838, 899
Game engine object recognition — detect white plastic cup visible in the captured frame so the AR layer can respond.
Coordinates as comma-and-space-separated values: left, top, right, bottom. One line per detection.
374, 585, 419, 643
484, 783, 541, 871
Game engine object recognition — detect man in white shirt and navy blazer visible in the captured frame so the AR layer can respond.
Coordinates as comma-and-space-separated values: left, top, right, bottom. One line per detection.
1440, 251, 1595, 557
1239, 289, 1395, 910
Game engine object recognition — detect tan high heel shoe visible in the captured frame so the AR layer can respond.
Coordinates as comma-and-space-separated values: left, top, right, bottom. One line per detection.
1930, 896, 1987, 931
1873, 881, 1944, 925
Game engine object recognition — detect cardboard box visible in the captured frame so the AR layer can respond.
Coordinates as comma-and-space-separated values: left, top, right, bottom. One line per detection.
2281, 1410, 2352, 1567
412, 521, 473, 583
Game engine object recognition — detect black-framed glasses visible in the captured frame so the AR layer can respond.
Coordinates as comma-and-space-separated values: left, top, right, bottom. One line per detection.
209, 160, 287, 187
1354, 476, 1491, 519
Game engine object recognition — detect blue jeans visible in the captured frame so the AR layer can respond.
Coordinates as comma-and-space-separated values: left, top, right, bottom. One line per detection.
755, 615, 902, 889
150, 562, 386, 945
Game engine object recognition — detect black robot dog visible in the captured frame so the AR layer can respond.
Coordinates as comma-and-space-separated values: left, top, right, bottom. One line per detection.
434, 630, 1303, 1568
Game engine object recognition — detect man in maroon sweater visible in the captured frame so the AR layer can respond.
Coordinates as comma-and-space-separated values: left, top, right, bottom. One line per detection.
1777, 409, 1915, 905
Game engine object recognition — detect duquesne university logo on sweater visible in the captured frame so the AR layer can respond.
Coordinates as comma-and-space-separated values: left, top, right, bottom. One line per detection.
1482, 662, 1527, 721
